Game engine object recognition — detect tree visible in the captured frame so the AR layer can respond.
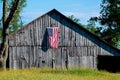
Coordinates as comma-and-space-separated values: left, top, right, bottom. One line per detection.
9, 0, 26, 33
68, 15, 80, 23
85, 20, 102, 37
68, 15, 83, 26
68, 15, 102, 37
90, 0, 120, 48
0, 0, 21, 70
0, 0, 26, 33
0, 0, 26, 44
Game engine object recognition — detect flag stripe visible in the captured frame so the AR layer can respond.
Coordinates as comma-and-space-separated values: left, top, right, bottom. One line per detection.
47, 27, 59, 48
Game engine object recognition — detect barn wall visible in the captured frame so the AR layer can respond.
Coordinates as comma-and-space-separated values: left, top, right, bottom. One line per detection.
9, 10, 120, 69
9, 46, 100, 69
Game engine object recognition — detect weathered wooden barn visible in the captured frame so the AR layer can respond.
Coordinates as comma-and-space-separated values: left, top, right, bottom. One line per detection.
8, 9, 120, 70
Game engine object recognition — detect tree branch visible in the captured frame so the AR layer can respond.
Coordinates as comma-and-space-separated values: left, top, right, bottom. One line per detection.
5, 0, 20, 28
2, 0, 7, 23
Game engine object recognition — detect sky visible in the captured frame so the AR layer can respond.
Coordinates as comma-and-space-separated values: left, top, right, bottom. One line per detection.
0, 0, 101, 25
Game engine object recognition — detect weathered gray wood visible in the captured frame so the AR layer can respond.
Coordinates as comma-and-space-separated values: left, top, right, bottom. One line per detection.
8, 9, 120, 69
9, 47, 13, 69
61, 48, 66, 69
54, 48, 62, 68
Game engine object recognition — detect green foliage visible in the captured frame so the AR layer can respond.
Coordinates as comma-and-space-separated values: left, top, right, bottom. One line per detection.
100, 28, 120, 47
0, 68, 119, 80
100, 0, 120, 28
85, 20, 102, 37
9, 0, 26, 33
68, 15, 83, 26
90, 0, 120, 48
0, 0, 26, 33
68, 15, 80, 23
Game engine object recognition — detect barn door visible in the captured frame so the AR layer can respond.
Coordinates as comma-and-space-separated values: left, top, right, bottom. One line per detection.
52, 48, 68, 69
61, 48, 68, 69
36, 47, 68, 69
79, 56, 94, 68
38, 47, 48, 68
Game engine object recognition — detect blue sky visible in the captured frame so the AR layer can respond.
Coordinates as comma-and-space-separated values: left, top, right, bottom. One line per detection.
0, 0, 101, 25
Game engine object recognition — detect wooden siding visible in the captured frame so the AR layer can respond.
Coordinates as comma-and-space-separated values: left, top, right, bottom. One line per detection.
9, 9, 120, 69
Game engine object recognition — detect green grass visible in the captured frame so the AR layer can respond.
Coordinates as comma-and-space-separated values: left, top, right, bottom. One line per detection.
0, 68, 120, 80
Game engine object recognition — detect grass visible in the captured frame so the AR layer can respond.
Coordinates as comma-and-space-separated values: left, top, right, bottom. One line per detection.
0, 68, 120, 80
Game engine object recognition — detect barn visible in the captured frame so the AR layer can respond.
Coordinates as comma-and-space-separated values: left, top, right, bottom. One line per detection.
8, 9, 120, 71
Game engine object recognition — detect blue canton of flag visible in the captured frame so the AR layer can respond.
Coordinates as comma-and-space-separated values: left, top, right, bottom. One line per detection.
47, 28, 53, 36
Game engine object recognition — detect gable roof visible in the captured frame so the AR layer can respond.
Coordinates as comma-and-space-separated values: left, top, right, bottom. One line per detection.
9, 9, 120, 54
46, 9, 120, 54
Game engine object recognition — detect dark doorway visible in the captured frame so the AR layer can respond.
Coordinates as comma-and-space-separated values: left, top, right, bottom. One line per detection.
97, 55, 120, 73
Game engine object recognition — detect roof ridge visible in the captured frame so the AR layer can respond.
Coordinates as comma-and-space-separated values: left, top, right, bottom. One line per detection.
8, 9, 120, 53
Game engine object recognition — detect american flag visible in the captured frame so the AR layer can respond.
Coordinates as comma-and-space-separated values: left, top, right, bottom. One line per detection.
47, 27, 59, 48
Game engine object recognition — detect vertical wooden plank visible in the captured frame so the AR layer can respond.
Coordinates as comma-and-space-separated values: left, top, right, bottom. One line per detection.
18, 32, 21, 46
28, 25, 31, 45
45, 15, 49, 27
93, 56, 97, 69
61, 24, 65, 47
25, 27, 29, 45
76, 47, 80, 57
21, 46, 26, 68
33, 21, 37, 45
66, 47, 70, 69
80, 56, 88, 68
20, 46, 23, 69
52, 48, 55, 68
88, 56, 94, 68
76, 32, 80, 47
13, 59, 19, 69
80, 47, 83, 56
15, 34, 17, 46
41, 47, 47, 67
58, 24, 62, 47
75, 57, 79, 68
36, 19, 40, 46
35, 46, 39, 67
79, 35, 83, 46
61, 47, 67, 69
23, 28, 26, 45
30, 23, 34, 46
31, 46, 34, 67
12, 46, 18, 69
16, 47, 20, 69
37, 47, 42, 67
48, 15, 51, 27
19, 47, 22, 68
9, 47, 13, 69
69, 57, 76, 68
62, 25, 65, 46
45, 48, 49, 67
64, 26, 69, 46
38, 18, 41, 46
13, 46, 17, 60
34, 46, 38, 67
54, 48, 62, 68
28, 25, 31, 46
47, 49, 52, 68
73, 47, 77, 56
69, 47, 73, 57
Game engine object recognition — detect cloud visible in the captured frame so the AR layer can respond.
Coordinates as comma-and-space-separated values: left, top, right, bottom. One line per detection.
63, 11, 99, 21
20, 11, 44, 24
21, 11, 100, 25
21, 12, 43, 19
